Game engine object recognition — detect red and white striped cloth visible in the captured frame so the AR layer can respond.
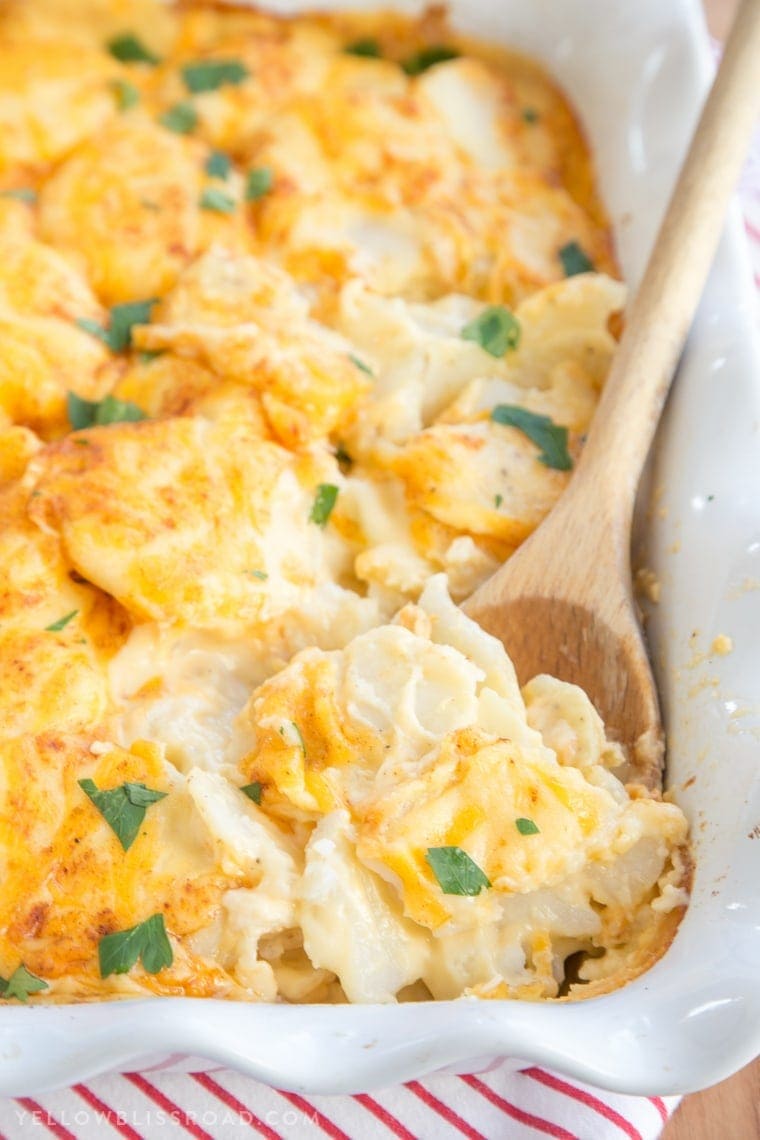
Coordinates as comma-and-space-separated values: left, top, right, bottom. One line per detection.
0, 1067, 678, 1139
1, 57, 758, 1140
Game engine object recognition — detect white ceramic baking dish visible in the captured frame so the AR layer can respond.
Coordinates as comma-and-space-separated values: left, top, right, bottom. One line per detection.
1, 0, 758, 1098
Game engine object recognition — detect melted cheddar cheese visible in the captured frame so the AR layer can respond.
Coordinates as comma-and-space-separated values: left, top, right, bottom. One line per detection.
0, 0, 688, 1005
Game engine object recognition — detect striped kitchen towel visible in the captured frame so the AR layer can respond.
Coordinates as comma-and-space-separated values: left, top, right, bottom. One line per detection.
0, 1066, 679, 1139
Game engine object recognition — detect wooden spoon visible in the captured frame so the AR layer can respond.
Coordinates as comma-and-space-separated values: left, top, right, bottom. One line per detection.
464, 0, 760, 789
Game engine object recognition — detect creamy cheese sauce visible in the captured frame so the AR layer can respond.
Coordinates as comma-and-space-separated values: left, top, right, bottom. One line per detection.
0, 0, 688, 1004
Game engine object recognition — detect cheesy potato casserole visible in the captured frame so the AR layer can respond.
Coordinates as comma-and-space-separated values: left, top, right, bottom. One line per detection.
0, 0, 689, 1005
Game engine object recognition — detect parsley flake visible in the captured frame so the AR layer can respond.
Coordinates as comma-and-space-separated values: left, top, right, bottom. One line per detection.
98, 913, 173, 978
75, 298, 157, 353
96, 396, 145, 424
425, 846, 491, 896
67, 392, 146, 430
79, 778, 167, 851
344, 38, 382, 58
241, 782, 262, 804
461, 306, 521, 357
349, 353, 374, 376
139, 349, 165, 365
245, 166, 274, 202
279, 720, 306, 755
110, 299, 158, 351
75, 316, 111, 346
491, 404, 572, 471
159, 102, 198, 134
205, 150, 232, 180
521, 107, 540, 124
516, 817, 540, 835
402, 45, 459, 76
0, 965, 48, 1003
112, 78, 140, 110
200, 187, 236, 213
182, 59, 249, 94
559, 240, 595, 277
106, 33, 160, 65
309, 483, 339, 527
45, 610, 78, 632
245, 569, 268, 580
494, 493, 503, 509
0, 188, 37, 203
335, 444, 353, 469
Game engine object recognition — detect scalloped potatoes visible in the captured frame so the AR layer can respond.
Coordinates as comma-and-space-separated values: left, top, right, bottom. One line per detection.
0, 0, 688, 1005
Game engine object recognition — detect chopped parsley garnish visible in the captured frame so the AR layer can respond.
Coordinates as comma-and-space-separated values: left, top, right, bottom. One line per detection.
245, 166, 274, 202
67, 392, 146, 430
245, 569, 268, 580
139, 349, 165, 364
78, 779, 167, 852
401, 45, 459, 76
158, 102, 198, 134
344, 38, 382, 58
279, 720, 306, 755
112, 78, 140, 110
110, 299, 158, 351
515, 817, 540, 835
0, 965, 48, 1003
425, 846, 491, 896
461, 306, 521, 357
494, 493, 503, 509
205, 150, 232, 179
99, 396, 144, 423
181, 59, 249, 94
200, 187, 236, 213
45, 610, 78, 632
349, 353, 374, 376
309, 483, 339, 527
559, 240, 594, 277
521, 107, 539, 124
241, 782, 262, 804
98, 914, 173, 978
106, 33, 160, 65
75, 298, 157, 353
0, 188, 37, 203
75, 316, 112, 346
335, 444, 353, 469
491, 404, 572, 471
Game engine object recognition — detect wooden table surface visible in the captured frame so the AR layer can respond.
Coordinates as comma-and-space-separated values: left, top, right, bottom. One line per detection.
664, 0, 760, 1129
663, 1062, 760, 1139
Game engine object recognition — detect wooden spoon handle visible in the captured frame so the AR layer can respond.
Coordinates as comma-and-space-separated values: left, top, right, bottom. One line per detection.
572, 0, 760, 520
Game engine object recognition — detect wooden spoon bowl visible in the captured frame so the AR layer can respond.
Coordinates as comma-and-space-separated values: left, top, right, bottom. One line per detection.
464, 476, 663, 788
